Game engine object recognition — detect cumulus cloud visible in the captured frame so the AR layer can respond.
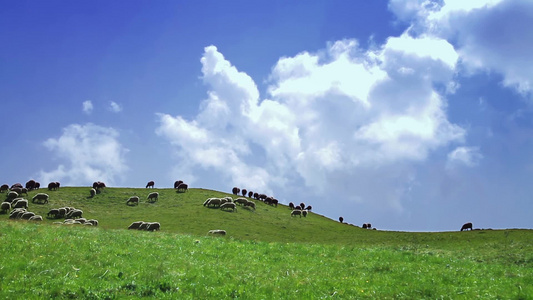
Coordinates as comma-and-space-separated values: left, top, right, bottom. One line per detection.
39, 123, 129, 186
390, 0, 533, 97
447, 146, 483, 168
83, 100, 93, 114
109, 101, 122, 112
156, 39, 465, 212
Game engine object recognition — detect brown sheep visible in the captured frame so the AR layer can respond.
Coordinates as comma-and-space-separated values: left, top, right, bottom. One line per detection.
339, 217, 344, 223
1, 202, 11, 213
0, 184, 9, 193
147, 192, 159, 202
232, 187, 240, 195
174, 180, 184, 189
128, 221, 144, 230
248, 191, 253, 198
48, 182, 59, 191
32, 193, 49, 204
241, 189, 247, 197
25, 180, 37, 191
126, 196, 140, 206
176, 183, 188, 192
146, 181, 155, 188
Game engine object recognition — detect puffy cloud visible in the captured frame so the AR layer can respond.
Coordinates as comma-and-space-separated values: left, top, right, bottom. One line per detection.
82, 100, 93, 114
109, 101, 122, 112
156, 39, 465, 213
447, 146, 483, 168
390, 0, 533, 97
39, 123, 129, 186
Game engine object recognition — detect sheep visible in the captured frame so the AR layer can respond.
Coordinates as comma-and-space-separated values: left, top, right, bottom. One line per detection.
220, 202, 236, 212
20, 212, 36, 220
205, 198, 221, 207
299, 203, 305, 210
138, 222, 150, 230
93, 181, 106, 192
25, 180, 37, 190
126, 196, 140, 206
248, 191, 253, 198
66, 209, 83, 219
47, 208, 60, 218
339, 217, 344, 223
146, 180, 155, 188
241, 189, 247, 197
147, 192, 159, 202
253, 192, 259, 199
208, 229, 226, 235
244, 200, 256, 210
289, 202, 295, 210
146, 222, 161, 231
76, 218, 88, 224
32, 193, 49, 204
128, 221, 144, 230
57, 207, 67, 218
29, 215, 43, 221
174, 180, 184, 189
1, 202, 11, 213
232, 187, 240, 195
305, 205, 312, 211
12, 199, 28, 209
461, 222, 473, 231
0, 184, 8, 193
10, 187, 22, 194
20, 188, 28, 196
87, 219, 99, 226
302, 210, 308, 217
291, 210, 302, 217
90, 188, 96, 198
176, 183, 188, 192
6, 191, 18, 201
234, 198, 248, 205
48, 182, 59, 191
362, 223, 372, 229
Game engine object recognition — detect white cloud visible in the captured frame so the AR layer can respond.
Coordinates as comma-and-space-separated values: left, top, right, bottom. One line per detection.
109, 101, 122, 112
83, 100, 93, 114
390, 0, 533, 97
156, 40, 465, 212
447, 146, 483, 168
39, 123, 129, 186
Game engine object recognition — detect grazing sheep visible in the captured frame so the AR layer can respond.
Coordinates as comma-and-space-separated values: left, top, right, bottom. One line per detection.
253, 192, 259, 200
146, 222, 161, 231
259, 194, 267, 201
32, 193, 49, 204
0, 184, 8, 193
232, 187, 240, 195
174, 180, 184, 189
76, 218, 88, 224
128, 221, 144, 230
6, 191, 18, 201
20, 188, 28, 196
1, 202, 11, 213
47, 208, 60, 218
176, 183, 188, 192
147, 192, 159, 202
220, 202, 236, 212
12, 199, 28, 209
299, 203, 305, 210
29, 215, 43, 221
339, 217, 344, 223
234, 198, 248, 205
48, 182, 59, 191
66, 209, 83, 219
146, 180, 155, 188
291, 210, 302, 217
306, 205, 312, 211
35, 182, 41, 189
244, 200, 256, 210
90, 188, 96, 197
461, 222, 473, 231
10, 187, 23, 194
57, 207, 67, 218
205, 198, 221, 207
138, 222, 149, 230
20, 212, 36, 220
25, 180, 37, 190
248, 191, 253, 198
302, 210, 308, 217
93, 181, 106, 192
208, 229, 226, 235
87, 219, 99, 226
289, 202, 295, 210
126, 196, 140, 206
241, 189, 247, 197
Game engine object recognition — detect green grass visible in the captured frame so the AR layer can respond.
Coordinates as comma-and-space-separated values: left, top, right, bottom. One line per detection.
1, 187, 532, 299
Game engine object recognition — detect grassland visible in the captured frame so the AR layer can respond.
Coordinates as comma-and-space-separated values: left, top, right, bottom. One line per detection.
0, 187, 531, 299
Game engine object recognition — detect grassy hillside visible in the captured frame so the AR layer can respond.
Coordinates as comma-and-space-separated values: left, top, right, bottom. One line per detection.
1, 187, 532, 298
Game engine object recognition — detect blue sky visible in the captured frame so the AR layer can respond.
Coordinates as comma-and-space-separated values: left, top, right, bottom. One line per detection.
1, 0, 532, 231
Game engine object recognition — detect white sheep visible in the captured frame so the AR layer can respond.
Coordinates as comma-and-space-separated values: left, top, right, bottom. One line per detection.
220, 202, 236, 212
7, 191, 18, 200
32, 193, 49, 204
90, 188, 96, 197
126, 196, 140, 206
205, 198, 221, 207
87, 219, 99, 226
147, 192, 159, 202
244, 200, 256, 210
234, 198, 248, 205
29, 215, 43, 221
12, 199, 28, 209
208, 229, 226, 235
20, 211, 36, 220
66, 209, 83, 219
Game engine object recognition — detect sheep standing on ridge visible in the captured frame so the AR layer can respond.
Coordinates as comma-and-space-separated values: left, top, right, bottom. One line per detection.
461, 222, 473, 231
176, 183, 188, 192
146, 181, 155, 188
339, 217, 344, 223
147, 192, 159, 203
232, 187, 240, 195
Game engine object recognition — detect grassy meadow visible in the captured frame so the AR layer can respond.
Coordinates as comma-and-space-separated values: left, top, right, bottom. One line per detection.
0, 187, 531, 299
